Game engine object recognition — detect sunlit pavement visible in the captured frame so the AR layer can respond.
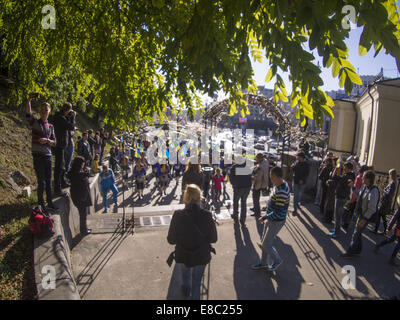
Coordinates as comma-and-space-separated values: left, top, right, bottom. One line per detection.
71, 174, 400, 300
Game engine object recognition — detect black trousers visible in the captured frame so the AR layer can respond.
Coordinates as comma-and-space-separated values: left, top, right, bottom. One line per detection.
54, 146, 66, 191
33, 154, 53, 206
252, 188, 262, 216
78, 205, 90, 233
375, 203, 390, 232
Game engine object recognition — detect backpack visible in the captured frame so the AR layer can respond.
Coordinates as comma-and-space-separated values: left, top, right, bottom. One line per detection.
29, 206, 55, 238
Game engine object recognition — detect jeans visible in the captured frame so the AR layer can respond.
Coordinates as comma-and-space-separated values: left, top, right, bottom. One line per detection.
334, 198, 347, 234
252, 188, 262, 216
101, 184, 118, 209
260, 219, 286, 266
347, 217, 369, 255
64, 140, 74, 173
177, 263, 206, 300
233, 187, 251, 222
378, 233, 400, 259
54, 146, 66, 191
293, 183, 305, 212
33, 154, 53, 206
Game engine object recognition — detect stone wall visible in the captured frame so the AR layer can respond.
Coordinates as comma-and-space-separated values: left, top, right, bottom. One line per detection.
33, 174, 99, 300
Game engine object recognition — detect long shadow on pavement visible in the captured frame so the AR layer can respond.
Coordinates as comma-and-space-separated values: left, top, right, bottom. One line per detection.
293, 204, 400, 299
75, 223, 129, 299
233, 222, 276, 299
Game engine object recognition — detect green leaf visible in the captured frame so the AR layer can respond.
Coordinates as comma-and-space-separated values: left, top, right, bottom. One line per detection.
346, 69, 363, 85
265, 67, 274, 82
332, 58, 340, 78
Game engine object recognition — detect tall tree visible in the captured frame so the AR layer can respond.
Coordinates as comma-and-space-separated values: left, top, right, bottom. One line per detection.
1, 0, 400, 129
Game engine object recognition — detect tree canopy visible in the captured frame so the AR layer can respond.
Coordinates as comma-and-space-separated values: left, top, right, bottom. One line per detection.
1, 0, 400, 129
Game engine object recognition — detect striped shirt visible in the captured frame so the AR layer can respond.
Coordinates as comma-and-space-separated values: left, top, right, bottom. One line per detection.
26, 113, 56, 156
263, 181, 290, 221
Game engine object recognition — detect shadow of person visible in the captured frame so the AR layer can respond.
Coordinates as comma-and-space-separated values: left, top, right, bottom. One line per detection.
233, 223, 276, 299
272, 237, 304, 299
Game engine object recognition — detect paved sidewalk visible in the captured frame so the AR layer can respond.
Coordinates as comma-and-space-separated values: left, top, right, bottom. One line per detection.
71, 198, 400, 300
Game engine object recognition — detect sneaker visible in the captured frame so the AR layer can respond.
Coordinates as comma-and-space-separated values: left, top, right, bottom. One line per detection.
104, 208, 108, 213
328, 232, 339, 239
268, 260, 283, 272
46, 202, 59, 210
292, 211, 297, 217
250, 207, 255, 211
251, 263, 268, 270
250, 213, 260, 217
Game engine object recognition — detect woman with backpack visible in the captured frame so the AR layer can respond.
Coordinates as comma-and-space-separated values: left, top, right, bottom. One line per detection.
167, 184, 217, 300
67, 156, 92, 235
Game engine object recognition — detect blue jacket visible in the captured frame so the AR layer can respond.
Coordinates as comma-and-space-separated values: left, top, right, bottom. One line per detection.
98, 169, 116, 189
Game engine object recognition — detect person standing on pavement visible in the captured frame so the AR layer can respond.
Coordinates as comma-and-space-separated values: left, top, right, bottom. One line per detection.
291, 152, 309, 216
167, 184, 217, 300
252, 166, 290, 272
67, 156, 92, 235
182, 162, 204, 194
328, 162, 355, 239
87, 129, 96, 160
229, 160, 252, 226
64, 115, 76, 174
341, 170, 380, 258
318, 158, 333, 215
26, 94, 58, 211
250, 153, 270, 218
375, 196, 400, 266
52, 102, 76, 196
373, 169, 397, 234
77, 131, 93, 169
98, 164, 119, 213
99, 127, 108, 164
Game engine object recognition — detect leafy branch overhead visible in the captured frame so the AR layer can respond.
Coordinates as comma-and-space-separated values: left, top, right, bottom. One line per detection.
0, 0, 400, 129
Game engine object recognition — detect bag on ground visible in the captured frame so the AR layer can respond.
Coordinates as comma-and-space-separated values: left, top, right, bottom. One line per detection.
29, 206, 55, 238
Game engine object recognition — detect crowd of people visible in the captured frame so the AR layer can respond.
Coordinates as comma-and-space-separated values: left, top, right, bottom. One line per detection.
26, 95, 110, 235
27, 96, 399, 299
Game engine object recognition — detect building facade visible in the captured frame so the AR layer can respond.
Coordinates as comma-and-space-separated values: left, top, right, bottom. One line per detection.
328, 78, 400, 172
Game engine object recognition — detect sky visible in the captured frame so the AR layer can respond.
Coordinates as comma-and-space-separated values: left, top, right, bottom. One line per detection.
203, 25, 399, 104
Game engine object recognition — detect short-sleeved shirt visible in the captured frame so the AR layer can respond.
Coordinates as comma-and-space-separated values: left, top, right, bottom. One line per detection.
26, 113, 56, 156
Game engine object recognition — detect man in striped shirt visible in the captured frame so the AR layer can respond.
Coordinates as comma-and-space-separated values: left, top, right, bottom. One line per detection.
252, 166, 290, 272
26, 94, 58, 211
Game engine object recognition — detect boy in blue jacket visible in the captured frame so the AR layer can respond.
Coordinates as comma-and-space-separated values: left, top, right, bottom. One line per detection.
98, 164, 118, 213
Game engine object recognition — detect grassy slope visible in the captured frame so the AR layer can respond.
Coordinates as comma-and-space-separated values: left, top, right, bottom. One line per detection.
0, 91, 99, 300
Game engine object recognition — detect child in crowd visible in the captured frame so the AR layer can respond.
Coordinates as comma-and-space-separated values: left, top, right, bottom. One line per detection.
98, 164, 118, 213
134, 162, 147, 199
92, 153, 100, 174
121, 153, 130, 179
213, 168, 224, 202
